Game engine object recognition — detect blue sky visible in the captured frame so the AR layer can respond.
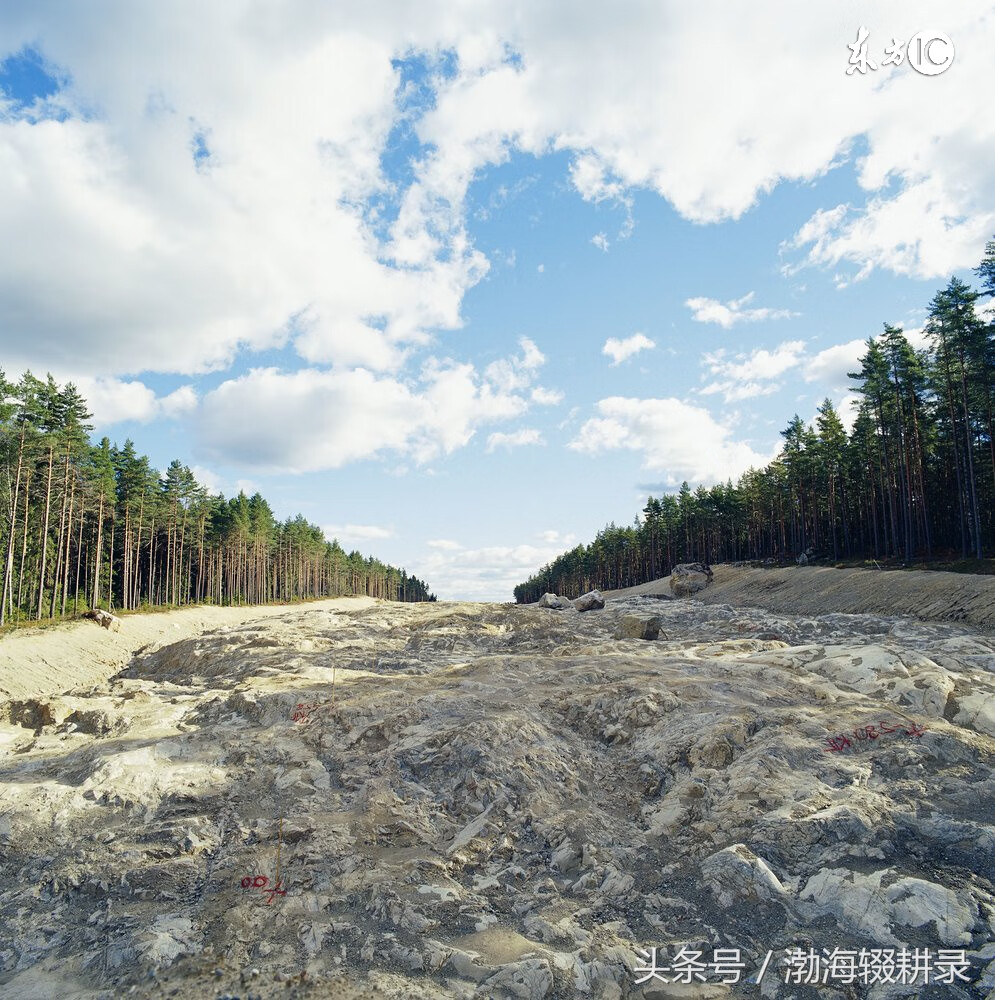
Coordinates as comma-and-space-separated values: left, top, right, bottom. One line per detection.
2, 3, 993, 599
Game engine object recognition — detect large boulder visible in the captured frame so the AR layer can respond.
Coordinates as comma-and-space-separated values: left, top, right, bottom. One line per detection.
537, 593, 569, 610
614, 615, 663, 640
669, 562, 713, 598
83, 608, 122, 631
573, 590, 605, 612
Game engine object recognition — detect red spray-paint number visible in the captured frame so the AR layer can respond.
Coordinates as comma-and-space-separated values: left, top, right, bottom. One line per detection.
240, 875, 286, 904
824, 718, 926, 753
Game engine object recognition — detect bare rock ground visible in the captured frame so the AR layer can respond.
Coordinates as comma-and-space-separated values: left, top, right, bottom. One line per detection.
0, 597, 377, 709
1, 580, 994, 998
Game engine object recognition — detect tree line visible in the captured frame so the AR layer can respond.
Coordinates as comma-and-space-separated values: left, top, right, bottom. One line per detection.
514, 240, 995, 603
0, 374, 435, 626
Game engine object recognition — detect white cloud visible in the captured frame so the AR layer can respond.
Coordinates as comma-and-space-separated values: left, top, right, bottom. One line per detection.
590, 232, 610, 252
0, 13, 482, 380
160, 385, 198, 418
183, 465, 256, 498
568, 396, 772, 486
803, 339, 868, 388
427, 538, 462, 550
685, 292, 797, 329
417, 539, 577, 601
323, 524, 394, 543
701, 340, 806, 401
787, 133, 995, 282
603, 333, 655, 366
294, 316, 406, 372
837, 392, 862, 432
486, 428, 543, 452
570, 154, 627, 204
558, 405, 580, 430
530, 386, 563, 405
804, 326, 928, 390
2, 2, 993, 402
72, 376, 197, 427
539, 529, 576, 545
484, 337, 545, 393
189, 465, 225, 494
196, 337, 547, 472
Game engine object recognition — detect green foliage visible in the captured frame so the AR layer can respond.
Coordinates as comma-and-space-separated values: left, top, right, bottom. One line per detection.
0, 381, 435, 624
515, 238, 995, 602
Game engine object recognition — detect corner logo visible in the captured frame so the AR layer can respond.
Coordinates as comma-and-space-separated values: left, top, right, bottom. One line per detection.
846, 27, 954, 77
906, 31, 955, 76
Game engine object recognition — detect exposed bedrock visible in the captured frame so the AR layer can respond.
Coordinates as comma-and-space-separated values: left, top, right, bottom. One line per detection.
1, 596, 994, 998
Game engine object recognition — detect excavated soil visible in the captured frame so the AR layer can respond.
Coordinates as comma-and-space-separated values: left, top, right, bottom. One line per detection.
1, 574, 994, 999
610, 565, 995, 633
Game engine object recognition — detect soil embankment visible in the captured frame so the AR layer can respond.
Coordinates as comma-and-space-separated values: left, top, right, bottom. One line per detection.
0, 597, 376, 712
609, 563, 995, 632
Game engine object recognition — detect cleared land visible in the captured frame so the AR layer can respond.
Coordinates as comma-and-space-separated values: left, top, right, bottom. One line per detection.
1, 568, 994, 999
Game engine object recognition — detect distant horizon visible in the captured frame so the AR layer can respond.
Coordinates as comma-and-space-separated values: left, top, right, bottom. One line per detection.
2, 3, 993, 600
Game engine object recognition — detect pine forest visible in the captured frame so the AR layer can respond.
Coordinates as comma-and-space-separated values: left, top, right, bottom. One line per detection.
0, 377, 435, 627
514, 241, 995, 603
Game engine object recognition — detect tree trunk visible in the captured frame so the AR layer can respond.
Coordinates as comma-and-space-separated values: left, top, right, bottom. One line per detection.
1, 424, 26, 624
35, 444, 54, 620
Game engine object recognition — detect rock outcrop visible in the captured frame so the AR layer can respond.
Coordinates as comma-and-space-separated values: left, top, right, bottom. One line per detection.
2, 595, 994, 998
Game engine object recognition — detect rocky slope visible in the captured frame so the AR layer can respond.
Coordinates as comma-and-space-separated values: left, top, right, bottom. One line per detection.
1, 594, 994, 999
610, 564, 995, 634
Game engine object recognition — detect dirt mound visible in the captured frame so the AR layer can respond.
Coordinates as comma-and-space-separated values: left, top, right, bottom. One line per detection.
608, 564, 995, 632
0, 598, 377, 719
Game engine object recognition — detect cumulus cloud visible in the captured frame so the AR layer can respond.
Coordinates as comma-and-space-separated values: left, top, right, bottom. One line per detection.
1, 3, 992, 390
196, 337, 548, 472
189, 464, 225, 494
72, 376, 197, 427
685, 292, 797, 329
803, 339, 868, 388
322, 524, 394, 543
0, 9, 484, 380
602, 333, 655, 366
700, 340, 805, 402
427, 538, 462, 550
538, 529, 576, 545
786, 126, 995, 282
417, 539, 577, 601
485, 428, 543, 452
837, 392, 862, 431
484, 337, 545, 393
530, 386, 563, 406
568, 396, 772, 486
804, 326, 927, 390
570, 154, 627, 205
